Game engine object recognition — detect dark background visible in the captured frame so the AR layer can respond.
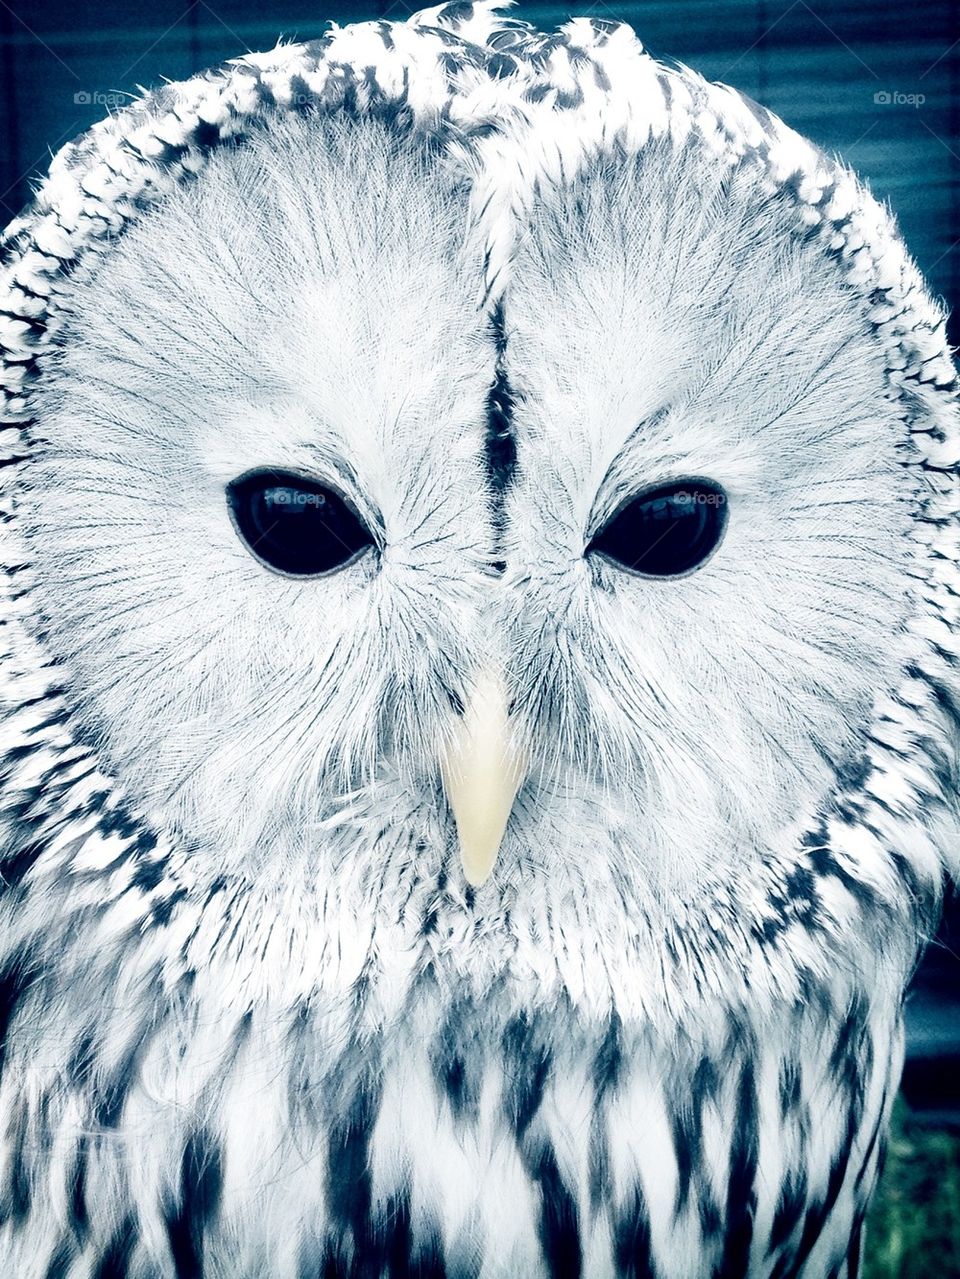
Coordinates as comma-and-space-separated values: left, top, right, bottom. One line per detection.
0, 0, 958, 1104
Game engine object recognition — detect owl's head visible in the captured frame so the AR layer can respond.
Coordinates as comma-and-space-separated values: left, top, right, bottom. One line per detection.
2, 5, 958, 1009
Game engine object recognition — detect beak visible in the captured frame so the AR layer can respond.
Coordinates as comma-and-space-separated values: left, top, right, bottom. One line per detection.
440, 672, 526, 887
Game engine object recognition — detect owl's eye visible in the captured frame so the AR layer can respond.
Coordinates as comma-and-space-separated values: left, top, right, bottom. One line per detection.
226, 469, 375, 577
587, 480, 728, 577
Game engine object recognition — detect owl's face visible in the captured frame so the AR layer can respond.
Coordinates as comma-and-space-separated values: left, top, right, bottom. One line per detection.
21, 109, 917, 924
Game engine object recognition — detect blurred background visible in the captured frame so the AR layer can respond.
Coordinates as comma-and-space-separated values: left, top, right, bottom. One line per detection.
1, 1, 958, 1273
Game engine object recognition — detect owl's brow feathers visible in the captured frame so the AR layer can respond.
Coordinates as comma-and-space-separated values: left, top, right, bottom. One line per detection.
484, 301, 518, 571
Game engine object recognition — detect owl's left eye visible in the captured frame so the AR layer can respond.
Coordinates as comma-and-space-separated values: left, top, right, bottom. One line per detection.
226, 469, 375, 578
587, 479, 728, 577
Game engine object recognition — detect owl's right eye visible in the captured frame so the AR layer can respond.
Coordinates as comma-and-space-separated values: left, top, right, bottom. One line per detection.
587, 479, 728, 577
226, 469, 375, 578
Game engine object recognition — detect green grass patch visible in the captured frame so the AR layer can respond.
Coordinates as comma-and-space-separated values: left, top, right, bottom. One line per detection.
863, 1100, 960, 1278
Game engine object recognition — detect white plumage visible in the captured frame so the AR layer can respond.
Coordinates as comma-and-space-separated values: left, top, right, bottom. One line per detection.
0, 5, 957, 1277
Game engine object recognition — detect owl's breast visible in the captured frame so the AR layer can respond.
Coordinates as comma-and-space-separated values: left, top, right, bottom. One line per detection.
0, 929, 901, 1279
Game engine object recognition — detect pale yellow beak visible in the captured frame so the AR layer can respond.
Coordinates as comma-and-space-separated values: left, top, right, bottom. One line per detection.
440, 672, 526, 887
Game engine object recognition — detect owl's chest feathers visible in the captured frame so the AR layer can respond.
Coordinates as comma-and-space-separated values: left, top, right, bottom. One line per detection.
0, 868, 901, 1279
0, 797, 919, 1279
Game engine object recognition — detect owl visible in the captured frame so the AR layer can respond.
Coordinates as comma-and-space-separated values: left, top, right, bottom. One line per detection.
0, 3, 957, 1277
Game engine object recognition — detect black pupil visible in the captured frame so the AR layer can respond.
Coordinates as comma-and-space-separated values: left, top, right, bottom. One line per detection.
588, 481, 727, 577
227, 470, 374, 577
